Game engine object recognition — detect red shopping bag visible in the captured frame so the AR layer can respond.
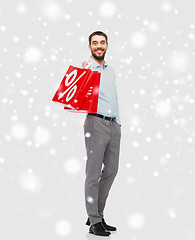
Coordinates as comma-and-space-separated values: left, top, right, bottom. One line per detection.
52, 65, 101, 113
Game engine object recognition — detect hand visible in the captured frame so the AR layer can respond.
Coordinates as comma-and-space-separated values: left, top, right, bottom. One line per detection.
82, 60, 91, 69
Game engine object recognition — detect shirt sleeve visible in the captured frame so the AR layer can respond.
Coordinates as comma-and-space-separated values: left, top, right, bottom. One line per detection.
113, 70, 121, 126
115, 93, 121, 126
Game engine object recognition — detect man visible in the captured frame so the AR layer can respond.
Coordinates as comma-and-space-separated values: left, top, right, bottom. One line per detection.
82, 31, 121, 236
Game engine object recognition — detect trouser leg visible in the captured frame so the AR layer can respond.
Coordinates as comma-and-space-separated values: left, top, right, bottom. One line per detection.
84, 116, 110, 225
98, 121, 121, 218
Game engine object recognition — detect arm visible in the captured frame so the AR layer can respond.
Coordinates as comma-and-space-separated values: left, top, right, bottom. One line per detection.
115, 94, 121, 126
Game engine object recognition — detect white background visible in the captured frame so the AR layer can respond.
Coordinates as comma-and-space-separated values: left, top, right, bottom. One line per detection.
0, 0, 194, 239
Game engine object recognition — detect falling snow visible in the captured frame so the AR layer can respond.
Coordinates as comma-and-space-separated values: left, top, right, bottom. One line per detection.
0, 0, 194, 239
40, 1, 63, 22
24, 46, 42, 64
18, 170, 43, 194
54, 219, 72, 237
128, 212, 146, 230
99, 2, 117, 18
63, 158, 81, 175
130, 31, 148, 48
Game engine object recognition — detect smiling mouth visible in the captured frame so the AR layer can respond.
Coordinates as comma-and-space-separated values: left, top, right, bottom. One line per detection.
96, 50, 103, 54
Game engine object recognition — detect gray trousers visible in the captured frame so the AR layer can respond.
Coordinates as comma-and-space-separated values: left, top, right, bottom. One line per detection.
83, 114, 121, 225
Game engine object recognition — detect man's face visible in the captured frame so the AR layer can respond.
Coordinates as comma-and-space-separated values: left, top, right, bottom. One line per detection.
89, 35, 108, 61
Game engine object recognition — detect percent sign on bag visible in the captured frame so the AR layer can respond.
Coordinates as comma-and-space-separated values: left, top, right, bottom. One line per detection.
52, 65, 101, 113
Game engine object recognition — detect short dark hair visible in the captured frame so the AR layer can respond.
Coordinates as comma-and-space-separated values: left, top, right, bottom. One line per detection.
89, 31, 108, 45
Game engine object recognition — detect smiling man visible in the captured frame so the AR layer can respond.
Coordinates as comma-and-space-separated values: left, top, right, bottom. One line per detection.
82, 31, 121, 237
89, 34, 107, 61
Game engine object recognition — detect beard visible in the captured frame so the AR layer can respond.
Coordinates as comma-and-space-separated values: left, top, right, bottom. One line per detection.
91, 48, 106, 61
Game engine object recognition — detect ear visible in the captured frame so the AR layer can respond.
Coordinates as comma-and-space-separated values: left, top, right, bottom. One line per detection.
88, 44, 91, 51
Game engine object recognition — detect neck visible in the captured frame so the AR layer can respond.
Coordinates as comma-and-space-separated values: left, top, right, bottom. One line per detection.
91, 55, 104, 68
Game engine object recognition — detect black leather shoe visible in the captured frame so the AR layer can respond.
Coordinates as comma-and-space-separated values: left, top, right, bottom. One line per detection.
102, 217, 117, 231
86, 217, 90, 226
86, 217, 117, 231
89, 222, 111, 236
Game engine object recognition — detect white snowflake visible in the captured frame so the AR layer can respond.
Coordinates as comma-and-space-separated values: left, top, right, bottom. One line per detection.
64, 158, 81, 175
130, 32, 147, 48
24, 46, 42, 64
54, 219, 72, 237
99, 2, 116, 18
128, 212, 146, 230
11, 123, 28, 140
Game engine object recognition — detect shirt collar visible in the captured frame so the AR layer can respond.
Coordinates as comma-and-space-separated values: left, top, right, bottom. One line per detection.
89, 56, 108, 68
